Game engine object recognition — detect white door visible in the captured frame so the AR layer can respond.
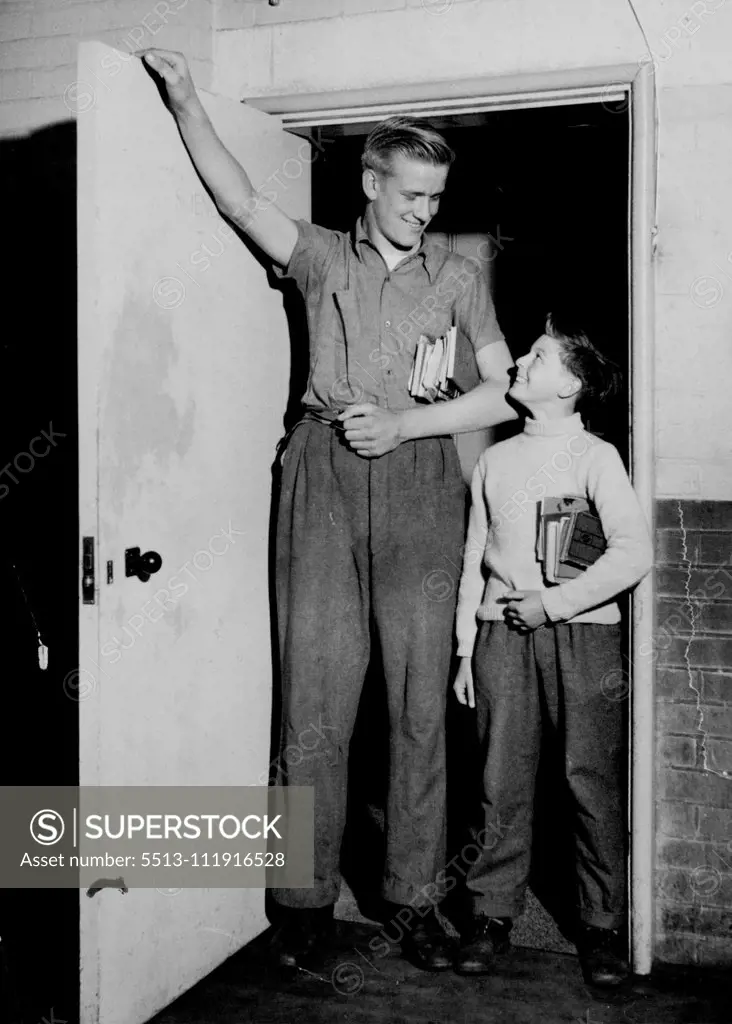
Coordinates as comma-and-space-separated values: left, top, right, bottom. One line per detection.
77, 41, 310, 1024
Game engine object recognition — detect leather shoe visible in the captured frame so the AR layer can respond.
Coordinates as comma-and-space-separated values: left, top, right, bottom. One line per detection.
454, 916, 511, 975
269, 905, 335, 968
398, 906, 454, 971
577, 926, 629, 987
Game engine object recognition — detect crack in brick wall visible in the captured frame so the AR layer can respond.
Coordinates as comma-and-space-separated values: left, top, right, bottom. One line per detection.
656, 499, 732, 966
677, 501, 732, 781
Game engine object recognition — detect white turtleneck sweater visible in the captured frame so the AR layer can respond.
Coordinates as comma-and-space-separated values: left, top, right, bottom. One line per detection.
455, 412, 653, 657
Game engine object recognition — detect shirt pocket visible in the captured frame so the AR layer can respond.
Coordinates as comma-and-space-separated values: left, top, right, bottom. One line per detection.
303, 286, 344, 391
332, 287, 356, 343
327, 288, 365, 402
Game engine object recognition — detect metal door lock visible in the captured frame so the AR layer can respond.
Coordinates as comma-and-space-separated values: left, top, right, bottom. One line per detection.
125, 548, 163, 583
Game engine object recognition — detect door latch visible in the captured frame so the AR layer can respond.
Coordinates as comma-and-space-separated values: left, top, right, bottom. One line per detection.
82, 536, 95, 604
125, 548, 163, 583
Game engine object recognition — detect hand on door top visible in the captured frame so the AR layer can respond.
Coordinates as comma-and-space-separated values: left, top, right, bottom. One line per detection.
135, 47, 299, 269
136, 49, 201, 117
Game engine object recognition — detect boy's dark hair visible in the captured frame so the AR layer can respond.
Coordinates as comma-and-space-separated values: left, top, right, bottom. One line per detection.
362, 116, 455, 177
545, 312, 622, 410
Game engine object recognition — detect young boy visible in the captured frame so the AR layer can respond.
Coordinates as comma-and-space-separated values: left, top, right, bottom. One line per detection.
452, 314, 653, 985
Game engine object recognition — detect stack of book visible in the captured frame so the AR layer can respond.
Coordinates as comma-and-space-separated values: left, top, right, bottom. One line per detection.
408, 326, 461, 401
536, 495, 607, 583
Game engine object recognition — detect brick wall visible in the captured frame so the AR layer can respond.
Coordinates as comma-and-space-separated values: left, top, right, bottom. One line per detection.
655, 499, 732, 965
0, 0, 214, 138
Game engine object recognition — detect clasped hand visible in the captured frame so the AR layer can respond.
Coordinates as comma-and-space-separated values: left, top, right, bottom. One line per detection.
337, 404, 403, 458
453, 592, 548, 710
501, 590, 548, 632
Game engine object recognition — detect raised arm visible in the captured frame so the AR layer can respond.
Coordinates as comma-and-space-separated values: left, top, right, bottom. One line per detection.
138, 49, 298, 268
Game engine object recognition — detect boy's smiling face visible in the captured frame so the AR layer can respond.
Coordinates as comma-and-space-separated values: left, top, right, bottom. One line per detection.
509, 334, 581, 412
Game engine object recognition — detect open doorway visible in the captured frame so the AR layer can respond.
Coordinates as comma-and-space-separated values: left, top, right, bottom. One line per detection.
306, 97, 632, 955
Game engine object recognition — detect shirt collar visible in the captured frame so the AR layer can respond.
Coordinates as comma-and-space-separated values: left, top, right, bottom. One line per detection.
352, 216, 440, 284
523, 412, 585, 437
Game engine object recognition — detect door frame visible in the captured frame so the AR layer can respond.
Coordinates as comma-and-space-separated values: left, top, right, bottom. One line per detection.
249, 61, 657, 975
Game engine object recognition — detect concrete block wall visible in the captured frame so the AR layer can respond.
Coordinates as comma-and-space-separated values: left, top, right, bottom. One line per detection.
0, 0, 214, 138
213, 0, 640, 99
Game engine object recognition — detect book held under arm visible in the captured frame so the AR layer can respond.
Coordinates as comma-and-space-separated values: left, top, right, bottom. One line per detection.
536, 495, 607, 585
409, 326, 462, 402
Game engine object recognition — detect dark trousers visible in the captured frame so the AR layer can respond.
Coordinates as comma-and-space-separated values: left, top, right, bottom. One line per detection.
467, 621, 627, 929
272, 419, 466, 908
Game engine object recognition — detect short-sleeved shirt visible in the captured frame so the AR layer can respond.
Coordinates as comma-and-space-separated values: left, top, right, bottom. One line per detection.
278, 216, 505, 417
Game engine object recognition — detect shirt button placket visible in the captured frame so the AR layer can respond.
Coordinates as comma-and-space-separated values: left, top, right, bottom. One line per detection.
383, 321, 396, 404
384, 319, 394, 378
379, 282, 393, 407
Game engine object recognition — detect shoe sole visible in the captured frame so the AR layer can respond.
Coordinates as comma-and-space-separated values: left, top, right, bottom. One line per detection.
454, 961, 494, 976
454, 939, 510, 976
400, 942, 455, 972
402, 952, 454, 972
579, 959, 629, 988
586, 973, 628, 988
272, 933, 335, 970
419, 960, 454, 972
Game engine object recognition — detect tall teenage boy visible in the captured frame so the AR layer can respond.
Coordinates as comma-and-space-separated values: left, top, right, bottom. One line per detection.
141, 49, 519, 969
